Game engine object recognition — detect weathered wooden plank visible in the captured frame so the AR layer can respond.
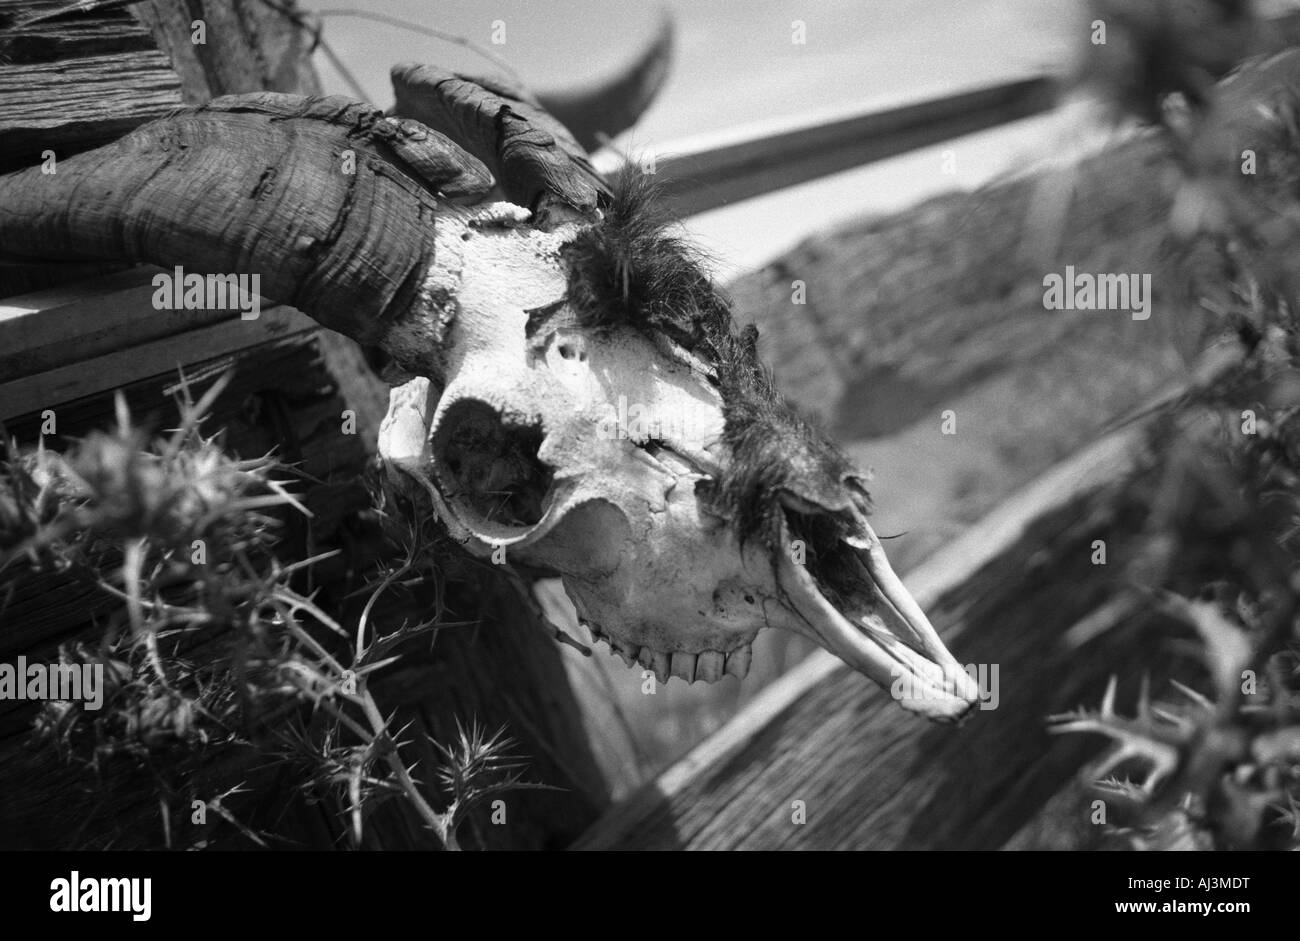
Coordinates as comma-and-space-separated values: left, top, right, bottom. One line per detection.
0, 300, 316, 419
0, 268, 284, 385
0, 50, 183, 169
0, 0, 320, 299
0, 1, 184, 173
573, 347, 1240, 850
132, 0, 323, 102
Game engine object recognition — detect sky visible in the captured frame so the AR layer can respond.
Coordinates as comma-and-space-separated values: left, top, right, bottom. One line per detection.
300, 0, 1094, 276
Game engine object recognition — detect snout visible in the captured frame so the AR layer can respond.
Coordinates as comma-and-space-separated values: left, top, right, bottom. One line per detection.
774, 513, 980, 723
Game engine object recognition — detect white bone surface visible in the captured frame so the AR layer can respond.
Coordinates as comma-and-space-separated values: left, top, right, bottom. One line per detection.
380, 202, 775, 672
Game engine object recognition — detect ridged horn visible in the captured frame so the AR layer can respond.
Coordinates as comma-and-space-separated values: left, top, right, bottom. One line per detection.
390, 64, 610, 215
0, 93, 490, 359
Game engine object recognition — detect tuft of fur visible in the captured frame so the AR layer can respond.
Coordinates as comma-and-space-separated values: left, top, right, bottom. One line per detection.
564, 167, 867, 546
564, 166, 733, 351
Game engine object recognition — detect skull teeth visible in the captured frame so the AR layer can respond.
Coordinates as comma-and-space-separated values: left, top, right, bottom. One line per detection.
609, 638, 638, 668
593, 635, 754, 685
696, 650, 725, 683
650, 651, 672, 684
670, 652, 697, 683
633, 646, 671, 684
725, 645, 752, 679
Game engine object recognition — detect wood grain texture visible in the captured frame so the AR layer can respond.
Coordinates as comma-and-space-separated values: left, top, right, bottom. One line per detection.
0, 0, 322, 298
132, 0, 322, 103
0, 1, 184, 174
0, 269, 320, 418
571, 69, 1278, 843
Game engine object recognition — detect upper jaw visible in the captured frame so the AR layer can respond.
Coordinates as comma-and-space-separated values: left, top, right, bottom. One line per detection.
775, 513, 980, 723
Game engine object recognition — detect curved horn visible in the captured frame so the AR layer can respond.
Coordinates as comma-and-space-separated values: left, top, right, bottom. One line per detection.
390, 64, 609, 215
0, 78, 611, 374
535, 10, 675, 152
0, 93, 488, 355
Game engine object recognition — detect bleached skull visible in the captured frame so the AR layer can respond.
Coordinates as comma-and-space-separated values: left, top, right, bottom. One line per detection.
0, 74, 979, 723
380, 172, 980, 721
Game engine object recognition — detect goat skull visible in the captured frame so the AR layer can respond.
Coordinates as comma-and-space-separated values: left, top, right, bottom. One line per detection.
0, 65, 979, 722
377, 182, 979, 719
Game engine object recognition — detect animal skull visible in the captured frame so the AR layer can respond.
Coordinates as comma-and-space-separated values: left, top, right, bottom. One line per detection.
0, 64, 979, 722
378, 192, 980, 720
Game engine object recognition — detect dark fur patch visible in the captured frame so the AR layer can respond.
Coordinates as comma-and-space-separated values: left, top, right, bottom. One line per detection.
563, 167, 869, 546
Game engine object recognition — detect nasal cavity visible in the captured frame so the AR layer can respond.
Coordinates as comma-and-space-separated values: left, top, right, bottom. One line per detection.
434, 398, 553, 527
556, 339, 587, 362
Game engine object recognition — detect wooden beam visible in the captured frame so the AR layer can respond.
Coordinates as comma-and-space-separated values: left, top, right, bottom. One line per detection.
640, 76, 1059, 217
131, 0, 323, 102
615, 9, 1300, 219
0, 1, 186, 174
0, 268, 319, 421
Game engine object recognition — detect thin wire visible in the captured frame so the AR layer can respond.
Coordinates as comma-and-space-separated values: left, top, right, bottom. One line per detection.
256, 0, 375, 102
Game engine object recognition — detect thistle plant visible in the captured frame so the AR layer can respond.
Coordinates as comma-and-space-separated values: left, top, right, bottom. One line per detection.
1051, 290, 1300, 850
1047, 0, 1300, 851
0, 372, 549, 850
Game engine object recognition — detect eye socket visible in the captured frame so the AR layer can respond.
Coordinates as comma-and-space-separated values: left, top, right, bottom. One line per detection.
431, 398, 554, 530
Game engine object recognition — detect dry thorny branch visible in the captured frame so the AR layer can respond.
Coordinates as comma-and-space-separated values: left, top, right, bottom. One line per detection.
0, 372, 551, 850
1048, 201, 1300, 852
1041, 1, 1300, 852
1050, 368, 1300, 848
